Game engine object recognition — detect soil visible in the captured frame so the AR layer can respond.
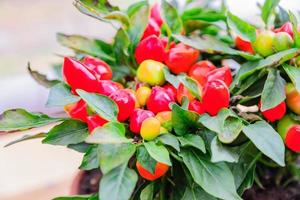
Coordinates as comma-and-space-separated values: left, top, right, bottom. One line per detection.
77, 169, 300, 199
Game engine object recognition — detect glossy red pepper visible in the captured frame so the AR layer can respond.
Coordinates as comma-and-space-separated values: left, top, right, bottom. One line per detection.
188, 99, 205, 115
109, 89, 136, 122
202, 80, 230, 116
141, 18, 160, 40
235, 36, 254, 54
285, 125, 300, 152
163, 84, 177, 100
274, 22, 294, 38
98, 80, 123, 96
135, 35, 166, 64
64, 100, 88, 121
176, 82, 202, 104
206, 66, 233, 87
150, 3, 163, 27
147, 86, 175, 114
259, 101, 286, 122
136, 161, 169, 181
165, 43, 200, 74
86, 115, 108, 133
129, 109, 155, 134
63, 57, 99, 94
161, 37, 176, 50
82, 56, 113, 80
188, 60, 216, 86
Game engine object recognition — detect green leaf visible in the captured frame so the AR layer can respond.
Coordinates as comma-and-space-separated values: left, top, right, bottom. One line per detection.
161, 0, 183, 34
157, 134, 180, 152
127, 3, 149, 48
53, 194, 98, 200
79, 145, 99, 170
172, 104, 200, 136
163, 67, 180, 88
180, 149, 242, 200
85, 122, 131, 144
178, 134, 206, 153
199, 109, 244, 144
261, 68, 286, 111
182, 7, 225, 22
67, 142, 90, 153
283, 64, 300, 92
46, 83, 80, 107
103, 11, 130, 28
275, 6, 289, 27
210, 137, 240, 163
98, 143, 136, 174
227, 12, 256, 42
113, 28, 130, 65
4, 133, 45, 147
27, 64, 60, 88
181, 184, 217, 200
100, 163, 138, 200
289, 11, 300, 48
42, 120, 88, 146
140, 183, 154, 200
174, 34, 261, 61
178, 75, 201, 100
233, 48, 300, 87
136, 145, 157, 174
261, 0, 280, 25
57, 33, 114, 62
242, 121, 285, 166
144, 141, 172, 166
77, 89, 118, 122
0, 109, 62, 132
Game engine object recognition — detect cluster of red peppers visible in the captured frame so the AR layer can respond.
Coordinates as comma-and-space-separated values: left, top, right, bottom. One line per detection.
235, 22, 300, 153
62, 6, 300, 181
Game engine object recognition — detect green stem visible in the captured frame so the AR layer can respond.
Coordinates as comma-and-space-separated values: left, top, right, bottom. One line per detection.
160, 176, 167, 200
169, 151, 183, 162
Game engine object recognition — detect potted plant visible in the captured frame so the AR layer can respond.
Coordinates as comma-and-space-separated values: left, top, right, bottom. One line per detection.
1, 0, 300, 199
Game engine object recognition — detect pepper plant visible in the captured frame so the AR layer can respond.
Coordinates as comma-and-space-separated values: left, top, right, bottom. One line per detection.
1, 0, 300, 200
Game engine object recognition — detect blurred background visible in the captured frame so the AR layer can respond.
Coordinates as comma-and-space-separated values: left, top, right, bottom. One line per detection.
0, 0, 298, 199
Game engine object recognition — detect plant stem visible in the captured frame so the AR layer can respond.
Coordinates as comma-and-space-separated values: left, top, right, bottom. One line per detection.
160, 176, 167, 200
170, 151, 183, 162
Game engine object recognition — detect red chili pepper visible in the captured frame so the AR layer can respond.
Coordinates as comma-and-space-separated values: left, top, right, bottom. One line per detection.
63, 57, 99, 94
136, 161, 169, 181
206, 66, 233, 87
86, 115, 108, 133
259, 101, 286, 122
163, 84, 177, 100
161, 37, 176, 50
202, 80, 230, 116
141, 18, 161, 40
188, 60, 216, 86
150, 3, 163, 27
109, 89, 136, 122
82, 56, 113, 80
274, 22, 294, 38
188, 99, 205, 115
285, 125, 300, 152
165, 43, 200, 74
98, 80, 123, 96
64, 100, 88, 121
129, 109, 155, 134
147, 86, 175, 114
176, 83, 202, 104
135, 35, 166, 64
235, 36, 254, 54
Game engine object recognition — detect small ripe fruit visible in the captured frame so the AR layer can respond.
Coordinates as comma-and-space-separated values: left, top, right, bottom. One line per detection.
109, 89, 136, 122
137, 60, 165, 86
141, 18, 160, 40
206, 66, 233, 87
285, 125, 300, 152
274, 22, 294, 38
140, 117, 161, 140
286, 83, 300, 115
136, 161, 169, 181
64, 100, 88, 121
235, 36, 254, 54
260, 101, 286, 122
135, 35, 166, 64
129, 109, 154, 134
155, 111, 172, 131
82, 56, 113, 80
177, 81, 202, 104
86, 115, 108, 133
202, 80, 230, 116
253, 30, 275, 57
163, 84, 177, 99
273, 32, 294, 52
188, 99, 205, 115
188, 60, 216, 86
98, 80, 123, 96
136, 86, 152, 107
147, 86, 175, 114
